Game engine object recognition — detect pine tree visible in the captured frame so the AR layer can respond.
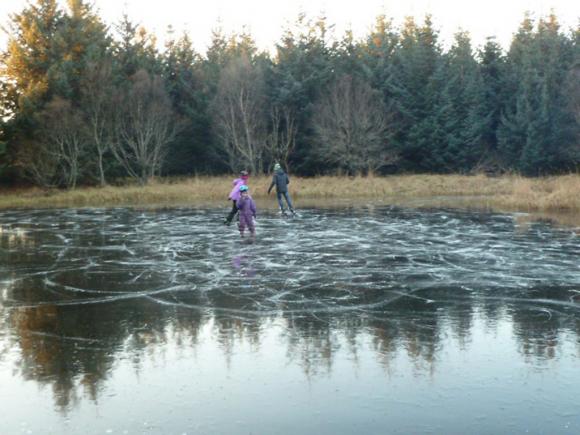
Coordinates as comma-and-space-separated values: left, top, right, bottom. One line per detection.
162, 31, 212, 174
202, 25, 259, 98
113, 14, 160, 80
271, 14, 335, 173
3, 0, 63, 119
434, 31, 487, 172
334, 28, 362, 79
497, 13, 535, 168
561, 25, 580, 168
478, 37, 506, 166
360, 14, 398, 91
388, 15, 444, 171
499, 13, 576, 174
2, 0, 111, 183
49, 0, 110, 100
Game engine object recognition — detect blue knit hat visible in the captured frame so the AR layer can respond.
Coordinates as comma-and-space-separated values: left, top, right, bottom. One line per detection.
274, 163, 281, 171
239, 185, 249, 192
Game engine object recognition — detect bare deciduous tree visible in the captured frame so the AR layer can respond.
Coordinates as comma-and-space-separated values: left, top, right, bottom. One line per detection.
312, 74, 397, 175
80, 61, 116, 186
111, 70, 180, 185
266, 105, 297, 171
15, 139, 59, 188
211, 55, 267, 174
38, 97, 86, 188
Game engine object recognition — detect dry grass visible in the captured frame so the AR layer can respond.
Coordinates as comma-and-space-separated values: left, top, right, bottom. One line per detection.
0, 174, 579, 213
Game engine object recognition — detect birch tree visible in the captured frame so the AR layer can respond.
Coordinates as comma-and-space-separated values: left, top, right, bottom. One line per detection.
80, 61, 116, 186
211, 55, 267, 174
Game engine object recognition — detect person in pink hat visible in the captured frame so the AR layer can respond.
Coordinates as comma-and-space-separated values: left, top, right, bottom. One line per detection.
223, 170, 249, 225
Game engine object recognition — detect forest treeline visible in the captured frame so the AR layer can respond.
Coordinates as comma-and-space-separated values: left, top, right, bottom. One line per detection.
0, 0, 578, 187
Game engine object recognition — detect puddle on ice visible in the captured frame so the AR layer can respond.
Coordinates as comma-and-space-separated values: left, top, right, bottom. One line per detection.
0, 206, 579, 434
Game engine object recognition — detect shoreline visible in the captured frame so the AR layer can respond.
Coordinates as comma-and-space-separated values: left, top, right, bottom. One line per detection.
0, 174, 579, 220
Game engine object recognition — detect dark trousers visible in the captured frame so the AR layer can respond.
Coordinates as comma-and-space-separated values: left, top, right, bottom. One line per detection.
277, 191, 294, 211
225, 200, 238, 223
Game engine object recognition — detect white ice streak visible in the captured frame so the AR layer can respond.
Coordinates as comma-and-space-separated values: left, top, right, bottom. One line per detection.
6, 284, 194, 309
24, 330, 102, 343
1, 207, 579, 317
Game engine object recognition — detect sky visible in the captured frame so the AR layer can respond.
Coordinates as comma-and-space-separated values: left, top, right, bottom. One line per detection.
0, 0, 578, 54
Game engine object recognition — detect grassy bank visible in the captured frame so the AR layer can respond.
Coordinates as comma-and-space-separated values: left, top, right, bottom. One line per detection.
0, 174, 579, 213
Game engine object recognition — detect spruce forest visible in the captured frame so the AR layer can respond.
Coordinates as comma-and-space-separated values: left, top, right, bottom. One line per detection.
0, 0, 578, 188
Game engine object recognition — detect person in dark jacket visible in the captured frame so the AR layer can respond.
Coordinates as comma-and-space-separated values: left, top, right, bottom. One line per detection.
267, 163, 295, 215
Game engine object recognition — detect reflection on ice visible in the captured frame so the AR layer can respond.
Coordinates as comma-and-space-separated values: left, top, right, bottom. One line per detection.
0, 224, 32, 248
1, 205, 579, 319
0, 206, 579, 421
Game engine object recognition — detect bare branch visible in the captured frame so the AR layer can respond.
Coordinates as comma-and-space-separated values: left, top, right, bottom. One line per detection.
110, 70, 181, 185
35, 97, 87, 188
211, 55, 268, 174
80, 61, 116, 186
312, 75, 398, 175
266, 105, 297, 171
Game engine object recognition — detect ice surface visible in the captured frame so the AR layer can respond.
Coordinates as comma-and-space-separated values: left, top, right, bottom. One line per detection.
0, 207, 577, 317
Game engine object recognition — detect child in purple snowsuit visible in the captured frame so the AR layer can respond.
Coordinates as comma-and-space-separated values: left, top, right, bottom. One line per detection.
224, 170, 249, 225
237, 185, 257, 237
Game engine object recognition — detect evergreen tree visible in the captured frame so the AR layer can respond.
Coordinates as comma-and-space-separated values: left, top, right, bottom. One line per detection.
561, 26, 579, 168
526, 14, 576, 174
499, 13, 576, 174
49, 0, 110, 100
334, 28, 362, 78
113, 14, 161, 80
0, 70, 13, 179
478, 37, 507, 166
55, 0, 113, 185
433, 31, 487, 172
388, 15, 444, 171
497, 13, 534, 168
2, 0, 111, 183
1, 6, 578, 182
203, 26, 229, 97
202, 25, 259, 97
162, 31, 212, 174
3, 0, 62, 118
272, 14, 335, 173
360, 14, 398, 93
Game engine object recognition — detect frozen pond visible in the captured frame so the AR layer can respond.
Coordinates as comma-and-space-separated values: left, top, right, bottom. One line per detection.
1, 206, 579, 434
